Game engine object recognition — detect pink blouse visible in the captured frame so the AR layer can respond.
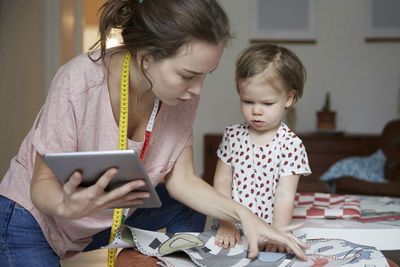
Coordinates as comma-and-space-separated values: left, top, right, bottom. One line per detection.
0, 51, 199, 258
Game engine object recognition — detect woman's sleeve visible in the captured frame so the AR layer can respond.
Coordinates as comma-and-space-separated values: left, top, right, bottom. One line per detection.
31, 66, 78, 155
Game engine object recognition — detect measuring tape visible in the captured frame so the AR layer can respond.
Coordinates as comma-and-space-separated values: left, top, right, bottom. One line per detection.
107, 51, 159, 266
107, 51, 131, 267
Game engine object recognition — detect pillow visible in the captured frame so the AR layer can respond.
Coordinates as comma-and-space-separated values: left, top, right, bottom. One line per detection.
320, 149, 389, 183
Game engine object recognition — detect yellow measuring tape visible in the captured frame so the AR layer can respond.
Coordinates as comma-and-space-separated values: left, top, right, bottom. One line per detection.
107, 51, 131, 267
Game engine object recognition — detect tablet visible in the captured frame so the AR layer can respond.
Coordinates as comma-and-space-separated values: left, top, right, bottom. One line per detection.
42, 150, 161, 208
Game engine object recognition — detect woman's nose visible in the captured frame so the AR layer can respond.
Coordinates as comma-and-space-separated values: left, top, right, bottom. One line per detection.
188, 81, 203, 96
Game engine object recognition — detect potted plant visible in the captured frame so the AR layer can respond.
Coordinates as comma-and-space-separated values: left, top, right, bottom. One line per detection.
317, 92, 336, 130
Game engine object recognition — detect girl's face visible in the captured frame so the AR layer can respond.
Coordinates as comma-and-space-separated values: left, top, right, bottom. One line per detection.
238, 71, 295, 134
142, 41, 224, 105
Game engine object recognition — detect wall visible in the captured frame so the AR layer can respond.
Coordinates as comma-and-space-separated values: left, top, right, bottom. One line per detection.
0, 0, 81, 179
0, 0, 46, 177
192, 0, 400, 176
1, 0, 399, 179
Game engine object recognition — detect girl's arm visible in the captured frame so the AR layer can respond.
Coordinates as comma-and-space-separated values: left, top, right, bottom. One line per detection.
30, 152, 150, 219
273, 174, 299, 227
213, 159, 233, 201
165, 146, 308, 260
261, 174, 300, 253
213, 159, 241, 248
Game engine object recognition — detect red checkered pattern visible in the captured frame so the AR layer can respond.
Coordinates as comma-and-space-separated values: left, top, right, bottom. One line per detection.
292, 192, 361, 219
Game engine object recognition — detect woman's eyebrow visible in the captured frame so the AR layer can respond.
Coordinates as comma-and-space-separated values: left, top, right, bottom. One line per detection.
182, 68, 203, 75
182, 66, 218, 75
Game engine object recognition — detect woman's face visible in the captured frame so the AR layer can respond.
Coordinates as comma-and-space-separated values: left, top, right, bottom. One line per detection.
143, 41, 225, 105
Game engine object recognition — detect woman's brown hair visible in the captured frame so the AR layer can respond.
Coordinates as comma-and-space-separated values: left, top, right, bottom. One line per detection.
90, 0, 231, 63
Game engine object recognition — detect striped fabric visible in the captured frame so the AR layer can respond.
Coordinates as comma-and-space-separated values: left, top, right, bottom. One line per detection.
293, 192, 361, 219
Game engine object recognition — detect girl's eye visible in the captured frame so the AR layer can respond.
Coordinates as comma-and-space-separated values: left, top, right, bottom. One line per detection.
263, 102, 273, 106
243, 100, 253, 104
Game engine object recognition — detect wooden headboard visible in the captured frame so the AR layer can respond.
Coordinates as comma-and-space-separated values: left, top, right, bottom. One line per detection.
203, 133, 381, 193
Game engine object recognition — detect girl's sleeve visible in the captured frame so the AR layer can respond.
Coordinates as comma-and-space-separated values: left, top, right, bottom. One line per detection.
279, 137, 311, 177
31, 66, 78, 155
216, 127, 233, 166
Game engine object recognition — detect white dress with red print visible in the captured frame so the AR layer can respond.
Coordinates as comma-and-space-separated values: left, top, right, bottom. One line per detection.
217, 123, 311, 224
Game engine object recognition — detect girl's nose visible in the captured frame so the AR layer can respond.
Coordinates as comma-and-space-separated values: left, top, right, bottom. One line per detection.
252, 105, 263, 115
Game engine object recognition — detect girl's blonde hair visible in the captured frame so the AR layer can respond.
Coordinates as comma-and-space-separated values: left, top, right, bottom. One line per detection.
235, 43, 306, 105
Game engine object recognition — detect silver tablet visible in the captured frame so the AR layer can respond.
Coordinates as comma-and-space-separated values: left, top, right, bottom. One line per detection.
42, 150, 161, 208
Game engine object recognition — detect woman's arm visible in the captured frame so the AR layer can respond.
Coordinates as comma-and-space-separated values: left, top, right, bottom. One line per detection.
30, 152, 150, 219
165, 148, 242, 222
165, 146, 307, 260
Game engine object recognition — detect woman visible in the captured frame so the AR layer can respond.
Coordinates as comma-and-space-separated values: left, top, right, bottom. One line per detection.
0, 0, 307, 265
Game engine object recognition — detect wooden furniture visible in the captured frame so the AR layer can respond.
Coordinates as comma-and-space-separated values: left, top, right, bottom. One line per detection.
296, 133, 380, 193
114, 246, 399, 266
115, 248, 158, 266
203, 132, 381, 193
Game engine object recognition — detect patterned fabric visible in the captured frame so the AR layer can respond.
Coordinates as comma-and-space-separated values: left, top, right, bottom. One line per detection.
217, 123, 311, 224
292, 192, 361, 219
106, 226, 388, 267
319, 149, 389, 183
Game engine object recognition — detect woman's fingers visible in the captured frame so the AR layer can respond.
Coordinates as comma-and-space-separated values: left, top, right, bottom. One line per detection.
279, 222, 304, 233
106, 197, 145, 209
247, 240, 259, 259
278, 223, 310, 250
255, 228, 307, 261
286, 229, 310, 250
63, 171, 82, 195
63, 168, 151, 213
102, 179, 149, 204
89, 168, 151, 208
276, 234, 307, 261
286, 238, 308, 261
94, 168, 119, 191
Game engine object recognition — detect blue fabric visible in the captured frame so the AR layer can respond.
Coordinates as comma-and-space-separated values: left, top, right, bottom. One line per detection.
0, 195, 61, 267
84, 183, 206, 251
0, 183, 205, 266
320, 149, 389, 183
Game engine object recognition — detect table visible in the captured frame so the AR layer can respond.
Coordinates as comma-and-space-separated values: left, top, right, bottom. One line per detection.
115, 194, 400, 266
292, 194, 400, 264
292, 218, 400, 250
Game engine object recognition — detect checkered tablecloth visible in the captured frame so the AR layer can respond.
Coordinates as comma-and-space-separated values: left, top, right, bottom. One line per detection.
292, 192, 361, 219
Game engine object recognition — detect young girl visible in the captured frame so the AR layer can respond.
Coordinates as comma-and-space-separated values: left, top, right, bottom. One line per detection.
214, 43, 311, 253
0, 1, 308, 265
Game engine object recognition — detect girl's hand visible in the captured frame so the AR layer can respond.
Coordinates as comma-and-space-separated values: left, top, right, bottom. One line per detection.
57, 168, 150, 219
215, 220, 242, 249
238, 210, 309, 261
